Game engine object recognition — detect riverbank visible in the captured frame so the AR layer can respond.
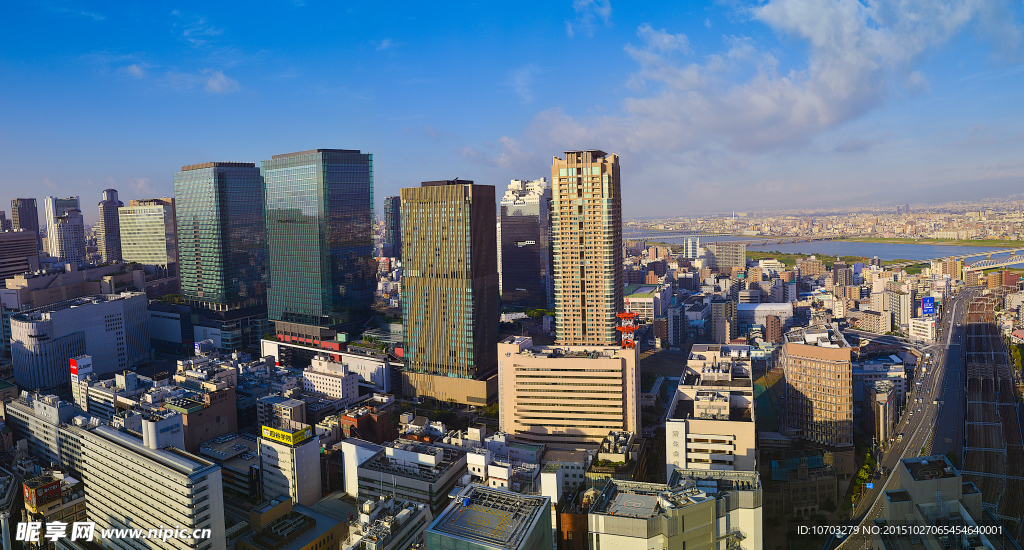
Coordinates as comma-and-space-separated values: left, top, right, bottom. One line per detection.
839, 237, 1018, 248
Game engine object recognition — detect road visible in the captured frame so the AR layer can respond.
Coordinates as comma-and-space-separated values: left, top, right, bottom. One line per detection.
831, 289, 974, 550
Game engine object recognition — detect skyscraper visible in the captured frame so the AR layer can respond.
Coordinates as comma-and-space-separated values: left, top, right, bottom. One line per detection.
49, 208, 86, 263
0, 211, 11, 232
118, 198, 177, 273
683, 236, 700, 259
11, 198, 41, 251
401, 179, 499, 405
96, 188, 123, 262
706, 242, 746, 272
499, 178, 553, 309
174, 162, 266, 310
550, 150, 622, 345
44, 196, 81, 260
262, 149, 375, 333
383, 195, 401, 259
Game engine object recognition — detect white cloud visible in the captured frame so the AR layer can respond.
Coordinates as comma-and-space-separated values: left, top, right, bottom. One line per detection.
509, 65, 541, 103
377, 39, 393, 51
498, 0, 1024, 212
566, 0, 612, 37
172, 11, 223, 47
203, 69, 240, 94
123, 64, 146, 78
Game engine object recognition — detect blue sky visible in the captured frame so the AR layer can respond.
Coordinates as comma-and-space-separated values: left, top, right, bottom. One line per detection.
2, 0, 1023, 221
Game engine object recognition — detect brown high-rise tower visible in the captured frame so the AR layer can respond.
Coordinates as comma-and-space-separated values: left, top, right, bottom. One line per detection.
551, 150, 622, 345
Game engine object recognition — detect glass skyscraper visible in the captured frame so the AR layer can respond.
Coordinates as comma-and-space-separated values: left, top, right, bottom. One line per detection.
499, 178, 552, 309
262, 149, 375, 329
173, 162, 266, 310
382, 195, 401, 259
11, 198, 41, 251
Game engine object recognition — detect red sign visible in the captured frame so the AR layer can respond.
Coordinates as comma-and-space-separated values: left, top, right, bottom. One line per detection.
24, 480, 61, 508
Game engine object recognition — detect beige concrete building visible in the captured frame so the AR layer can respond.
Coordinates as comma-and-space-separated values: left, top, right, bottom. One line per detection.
497, 336, 639, 449
781, 324, 854, 451
550, 150, 622, 345
665, 345, 756, 478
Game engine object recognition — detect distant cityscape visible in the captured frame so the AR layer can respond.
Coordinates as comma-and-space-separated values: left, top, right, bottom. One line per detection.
0, 149, 1020, 550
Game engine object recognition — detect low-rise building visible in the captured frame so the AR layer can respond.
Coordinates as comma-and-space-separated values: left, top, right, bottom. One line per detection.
908, 315, 937, 343
585, 431, 650, 490
763, 449, 837, 519
877, 456, 1014, 550
199, 432, 261, 499
864, 380, 898, 444
238, 495, 346, 550
425, 485, 552, 550
357, 440, 467, 513
665, 344, 756, 477
344, 497, 432, 550
301, 355, 360, 405
22, 470, 86, 536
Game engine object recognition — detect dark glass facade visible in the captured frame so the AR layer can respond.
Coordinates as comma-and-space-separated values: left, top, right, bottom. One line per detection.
262, 149, 375, 328
383, 196, 401, 259
11, 198, 41, 251
173, 162, 267, 309
500, 179, 552, 309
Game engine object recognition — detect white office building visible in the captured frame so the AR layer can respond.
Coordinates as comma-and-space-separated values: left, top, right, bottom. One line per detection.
44, 196, 83, 261
665, 345, 756, 478
10, 293, 149, 395
909, 316, 937, 344
259, 420, 322, 506
76, 423, 226, 550
303, 355, 370, 404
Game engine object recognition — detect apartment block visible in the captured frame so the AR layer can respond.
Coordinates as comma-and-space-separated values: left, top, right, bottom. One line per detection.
705, 242, 746, 272
781, 325, 855, 473
550, 150, 622, 345
259, 420, 322, 506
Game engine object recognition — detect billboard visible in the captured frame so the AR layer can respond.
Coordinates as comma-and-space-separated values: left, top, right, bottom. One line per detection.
24, 479, 61, 509
261, 425, 313, 446
922, 296, 935, 315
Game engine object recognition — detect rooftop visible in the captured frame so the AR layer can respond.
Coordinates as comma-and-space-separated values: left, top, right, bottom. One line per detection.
428, 486, 548, 550
12, 293, 145, 321
784, 323, 851, 348
361, 441, 465, 484
199, 432, 260, 471
903, 456, 958, 482
180, 161, 255, 171
590, 480, 711, 519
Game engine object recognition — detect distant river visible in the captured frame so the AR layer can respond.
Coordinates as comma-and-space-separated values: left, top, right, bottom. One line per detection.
627, 232, 1022, 263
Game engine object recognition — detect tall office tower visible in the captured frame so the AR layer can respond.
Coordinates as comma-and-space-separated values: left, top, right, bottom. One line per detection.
174, 162, 266, 310
401, 179, 499, 405
500, 178, 553, 309
383, 195, 402, 259
683, 236, 700, 259
49, 208, 86, 263
76, 423, 227, 549
780, 324, 855, 475
0, 212, 10, 232
0, 231, 40, 281
551, 150, 622, 345
262, 150, 375, 334
119, 198, 177, 273
12, 198, 42, 251
43, 196, 81, 258
96, 189, 123, 262
705, 242, 746, 272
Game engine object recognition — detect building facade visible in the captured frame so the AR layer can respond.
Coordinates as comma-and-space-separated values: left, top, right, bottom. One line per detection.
400, 180, 499, 404
10, 293, 149, 394
550, 150, 622, 345
383, 195, 401, 259
119, 198, 177, 271
11, 198, 41, 251
781, 325, 855, 458
49, 208, 86, 263
706, 242, 746, 272
499, 178, 553, 309
96, 189, 123, 262
259, 421, 322, 507
0, 230, 40, 281
262, 149, 375, 330
174, 162, 267, 311
498, 336, 639, 449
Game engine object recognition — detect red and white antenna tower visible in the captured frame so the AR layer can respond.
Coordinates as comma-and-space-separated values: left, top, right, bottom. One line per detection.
617, 312, 638, 349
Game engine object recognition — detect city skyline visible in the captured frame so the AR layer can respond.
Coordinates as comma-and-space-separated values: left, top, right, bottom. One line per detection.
2, 1, 1023, 220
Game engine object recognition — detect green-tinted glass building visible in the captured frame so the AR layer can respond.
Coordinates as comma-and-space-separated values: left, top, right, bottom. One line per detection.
173, 162, 267, 310
262, 149, 375, 329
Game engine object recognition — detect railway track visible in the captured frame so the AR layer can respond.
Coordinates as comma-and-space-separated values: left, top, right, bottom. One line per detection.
962, 291, 1024, 544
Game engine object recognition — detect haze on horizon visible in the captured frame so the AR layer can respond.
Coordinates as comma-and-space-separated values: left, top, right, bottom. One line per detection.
1, 0, 1022, 223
